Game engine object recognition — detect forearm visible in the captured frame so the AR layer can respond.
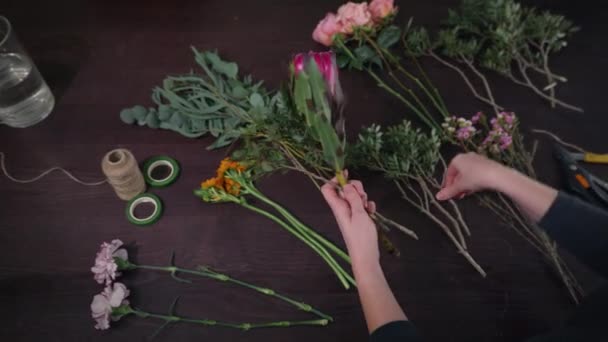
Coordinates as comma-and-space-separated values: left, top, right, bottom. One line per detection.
353, 261, 407, 333
489, 165, 558, 223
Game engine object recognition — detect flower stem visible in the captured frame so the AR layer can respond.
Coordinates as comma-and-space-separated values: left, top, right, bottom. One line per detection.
134, 264, 333, 321
239, 200, 353, 289
366, 68, 439, 130
245, 182, 351, 264
130, 308, 329, 330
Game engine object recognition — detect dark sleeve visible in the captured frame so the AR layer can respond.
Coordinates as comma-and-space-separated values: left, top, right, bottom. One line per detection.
370, 321, 422, 342
539, 191, 608, 278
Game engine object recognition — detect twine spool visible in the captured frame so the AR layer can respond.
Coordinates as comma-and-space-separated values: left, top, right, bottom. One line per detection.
101, 149, 146, 200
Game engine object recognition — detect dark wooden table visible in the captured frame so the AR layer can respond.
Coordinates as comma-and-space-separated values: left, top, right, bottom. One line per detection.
1, 1, 606, 341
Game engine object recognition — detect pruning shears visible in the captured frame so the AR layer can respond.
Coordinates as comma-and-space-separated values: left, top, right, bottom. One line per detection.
553, 144, 608, 208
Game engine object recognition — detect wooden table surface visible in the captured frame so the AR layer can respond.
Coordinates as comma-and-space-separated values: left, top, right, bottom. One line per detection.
1, 0, 606, 341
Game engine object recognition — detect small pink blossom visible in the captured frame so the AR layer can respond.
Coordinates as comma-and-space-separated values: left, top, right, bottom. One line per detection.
312, 12, 343, 47
471, 111, 483, 124
337, 2, 373, 34
91, 282, 130, 330
456, 126, 476, 141
499, 134, 513, 150
369, 0, 396, 21
91, 239, 128, 285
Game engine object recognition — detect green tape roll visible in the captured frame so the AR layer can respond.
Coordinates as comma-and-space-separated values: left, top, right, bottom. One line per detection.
126, 193, 163, 226
143, 156, 180, 188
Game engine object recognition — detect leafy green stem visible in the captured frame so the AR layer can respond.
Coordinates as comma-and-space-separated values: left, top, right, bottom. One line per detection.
133, 264, 332, 321
130, 308, 329, 330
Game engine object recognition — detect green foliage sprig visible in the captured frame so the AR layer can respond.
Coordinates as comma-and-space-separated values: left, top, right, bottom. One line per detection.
403, 0, 582, 112
120, 48, 273, 149
351, 121, 486, 277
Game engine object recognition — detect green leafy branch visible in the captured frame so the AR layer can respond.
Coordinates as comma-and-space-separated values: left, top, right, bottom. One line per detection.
351, 121, 486, 277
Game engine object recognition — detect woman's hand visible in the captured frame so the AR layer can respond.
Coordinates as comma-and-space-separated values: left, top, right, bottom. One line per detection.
436, 152, 506, 201
321, 178, 379, 269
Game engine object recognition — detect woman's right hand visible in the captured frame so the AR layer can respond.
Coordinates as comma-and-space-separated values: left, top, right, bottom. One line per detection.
321, 178, 379, 269
436, 152, 506, 201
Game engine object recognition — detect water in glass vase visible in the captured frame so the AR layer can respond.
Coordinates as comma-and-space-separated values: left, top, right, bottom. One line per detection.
0, 53, 54, 128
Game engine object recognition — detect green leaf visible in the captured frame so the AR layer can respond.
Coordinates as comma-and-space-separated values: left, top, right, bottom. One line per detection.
354, 45, 376, 63
249, 93, 265, 108
378, 26, 402, 49
204, 51, 239, 79
232, 86, 248, 99
336, 53, 350, 69
305, 60, 332, 122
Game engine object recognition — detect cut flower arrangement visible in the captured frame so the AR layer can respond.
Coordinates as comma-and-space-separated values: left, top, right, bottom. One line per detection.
121, 47, 417, 257
90, 239, 331, 335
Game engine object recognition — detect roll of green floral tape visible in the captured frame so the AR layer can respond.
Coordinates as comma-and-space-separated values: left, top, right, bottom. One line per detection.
142, 156, 180, 188
126, 193, 163, 226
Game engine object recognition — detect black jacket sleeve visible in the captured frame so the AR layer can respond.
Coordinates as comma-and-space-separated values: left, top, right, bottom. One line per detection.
370, 321, 422, 342
539, 191, 608, 278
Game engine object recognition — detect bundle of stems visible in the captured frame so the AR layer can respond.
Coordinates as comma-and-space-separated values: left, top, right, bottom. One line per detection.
196, 163, 355, 290
108, 253, 331, 336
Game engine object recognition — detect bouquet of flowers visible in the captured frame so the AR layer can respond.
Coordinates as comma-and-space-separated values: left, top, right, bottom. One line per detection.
121, 48, 416, 257
90, 240, 331, 335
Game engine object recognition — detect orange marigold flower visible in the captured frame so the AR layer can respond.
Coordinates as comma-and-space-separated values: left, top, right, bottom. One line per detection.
201, 177, 217, 189
224, 178, 242, 196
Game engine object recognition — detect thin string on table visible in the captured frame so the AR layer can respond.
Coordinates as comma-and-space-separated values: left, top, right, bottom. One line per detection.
0, 151, 107, 186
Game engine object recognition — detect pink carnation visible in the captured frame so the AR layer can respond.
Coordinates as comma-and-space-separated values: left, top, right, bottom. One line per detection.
312, 12, 343, 47
91, 239, 128, 285
337, 2, 373, 34
91, 282, 130, 330
369, 0, 395, 21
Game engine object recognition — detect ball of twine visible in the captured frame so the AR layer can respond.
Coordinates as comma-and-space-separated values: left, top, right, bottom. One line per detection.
101, 149, 146, 201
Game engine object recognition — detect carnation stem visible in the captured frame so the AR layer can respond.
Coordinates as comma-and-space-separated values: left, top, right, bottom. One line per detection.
134, 264, 332, 321
129, 308, 329, 330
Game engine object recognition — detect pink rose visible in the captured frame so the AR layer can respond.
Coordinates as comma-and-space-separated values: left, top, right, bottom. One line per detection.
91, 282, 130, 330
337, 2, 372, 34
369, 0, 395, 21
91, 239, 129, 285
312, 12, 343, 47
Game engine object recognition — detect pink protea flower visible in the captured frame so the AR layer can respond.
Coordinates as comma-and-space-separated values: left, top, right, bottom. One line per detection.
293, 51, 343, 101
369, 0, 396, 21
312, 12, 343, 47
91, 239, 128, 285
91, 282, 130, 330
336, 2, 373, 34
